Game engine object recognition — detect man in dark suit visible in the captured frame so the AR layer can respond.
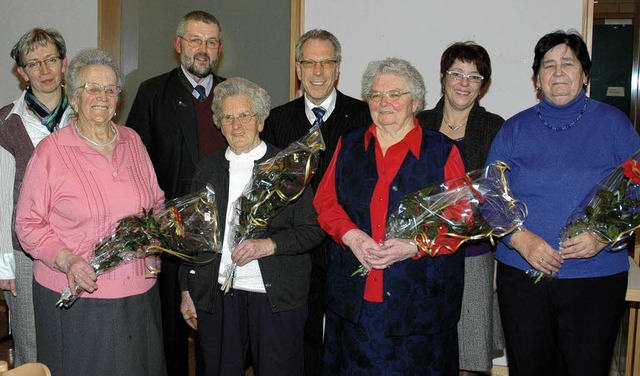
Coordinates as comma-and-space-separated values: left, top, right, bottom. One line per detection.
261, 29, 371, 376
126, 10, 226, 376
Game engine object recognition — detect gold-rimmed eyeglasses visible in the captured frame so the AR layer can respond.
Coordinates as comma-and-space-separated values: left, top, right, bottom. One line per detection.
78, 82, 121, 97
445, 70, 484, 84
220, 112, 257, 126
299, 59, 338, 70
23, 56, 61, 72
367, 90, 411, 103
179, 36, 220, 49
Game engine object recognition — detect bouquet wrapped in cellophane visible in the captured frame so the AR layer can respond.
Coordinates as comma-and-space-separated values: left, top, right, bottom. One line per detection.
353, 161, 527, 276
220, 125, 325, 293
56, 185, 220, 308
527, 149, 640, 283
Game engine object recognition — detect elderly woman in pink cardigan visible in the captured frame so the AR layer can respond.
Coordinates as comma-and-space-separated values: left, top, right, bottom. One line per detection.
15, 48, 167, 376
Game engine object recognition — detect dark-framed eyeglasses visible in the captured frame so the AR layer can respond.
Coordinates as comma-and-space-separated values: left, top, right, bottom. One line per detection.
23, 56, 61, 72
367, 90, 411, 103
445, 70, 484, 84
299, 59, 338, 70
78, 82, 121, 97
179, 36, 220, 49
220, 112, 258, 126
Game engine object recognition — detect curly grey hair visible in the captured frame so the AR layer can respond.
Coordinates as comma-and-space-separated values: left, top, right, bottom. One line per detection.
65, 48, 123, 100
212, 77, 271, 129
361, 57, 426, 114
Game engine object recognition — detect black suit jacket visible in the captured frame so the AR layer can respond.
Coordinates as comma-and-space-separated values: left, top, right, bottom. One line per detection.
126, 68, 225, 199
262, 90, 371, 193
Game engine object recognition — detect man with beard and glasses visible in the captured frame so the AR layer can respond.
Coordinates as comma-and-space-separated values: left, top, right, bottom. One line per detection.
126, 10, 226, 376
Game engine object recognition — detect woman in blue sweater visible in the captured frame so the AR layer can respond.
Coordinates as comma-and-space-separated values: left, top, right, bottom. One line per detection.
487, 30, 640, 376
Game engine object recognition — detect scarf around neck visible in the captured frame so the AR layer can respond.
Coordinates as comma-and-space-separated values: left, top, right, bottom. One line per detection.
24, 85, 69, 132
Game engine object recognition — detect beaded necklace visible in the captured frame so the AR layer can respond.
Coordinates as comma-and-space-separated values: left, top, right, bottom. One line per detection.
535, 96, 588, 131
75, 123, 117, 147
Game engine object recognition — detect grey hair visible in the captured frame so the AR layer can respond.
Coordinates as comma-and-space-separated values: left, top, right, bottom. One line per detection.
295, 29, 342, 62
176, 10, 222, 38
212, 77, 271, 129
361, 57, 426, 113
11, 27, 66, 67
65, 48, 123, 100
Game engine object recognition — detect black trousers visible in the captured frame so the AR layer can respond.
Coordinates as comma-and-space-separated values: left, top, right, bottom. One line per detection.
497, 262, 627, 376
196, 284, 307, 376
158, 258, 189, 376
304, 263, 326, 376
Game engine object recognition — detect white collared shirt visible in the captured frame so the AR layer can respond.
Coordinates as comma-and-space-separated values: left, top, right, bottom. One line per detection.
304, 89, 337, 125
180, 65, 213, 100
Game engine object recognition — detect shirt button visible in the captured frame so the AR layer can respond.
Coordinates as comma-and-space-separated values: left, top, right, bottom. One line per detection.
391, 186, 398, 192
112, 172, 117, 177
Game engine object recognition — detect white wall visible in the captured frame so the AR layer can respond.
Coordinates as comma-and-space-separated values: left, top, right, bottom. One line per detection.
0, 0, 98, 106
305, 0, 585, 119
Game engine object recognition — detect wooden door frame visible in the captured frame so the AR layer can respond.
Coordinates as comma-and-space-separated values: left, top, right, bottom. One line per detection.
583, 0, 640, 130
98, 0, 121, 64
290, 0, 304, 99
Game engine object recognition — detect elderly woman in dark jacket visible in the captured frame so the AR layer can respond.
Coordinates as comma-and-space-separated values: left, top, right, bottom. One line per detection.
178, 77, 325, 376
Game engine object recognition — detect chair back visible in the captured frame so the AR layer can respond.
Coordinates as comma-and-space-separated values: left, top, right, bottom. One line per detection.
0, 362, 52, 376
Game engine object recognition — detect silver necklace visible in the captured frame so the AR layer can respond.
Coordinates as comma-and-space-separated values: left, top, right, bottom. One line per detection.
444, 117, 466, 131
75, 123, 117, 147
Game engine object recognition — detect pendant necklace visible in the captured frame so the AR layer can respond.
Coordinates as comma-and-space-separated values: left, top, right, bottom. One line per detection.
75, 123, 117, 147
444, 117, 466, 131
536, 96, 589, 131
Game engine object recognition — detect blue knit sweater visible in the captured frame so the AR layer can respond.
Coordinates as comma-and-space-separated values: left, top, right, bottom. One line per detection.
487, 90, 640, 278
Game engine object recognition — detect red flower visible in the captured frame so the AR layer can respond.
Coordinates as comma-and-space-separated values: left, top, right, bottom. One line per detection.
622, 159, 640, 184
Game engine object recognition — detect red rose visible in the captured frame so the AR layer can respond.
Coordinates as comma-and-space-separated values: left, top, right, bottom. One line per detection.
622, 159, 640, 184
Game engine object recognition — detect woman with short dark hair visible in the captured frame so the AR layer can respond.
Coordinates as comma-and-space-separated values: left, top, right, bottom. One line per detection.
417, 41, 505, 376
488, 29, 640, 375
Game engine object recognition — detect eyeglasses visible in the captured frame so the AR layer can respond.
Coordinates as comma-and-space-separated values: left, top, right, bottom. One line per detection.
445, 70, 484, 84
220, 112, 258, 126
179, 36, 220, 49
299, 59, 338, 70
367, 90, 411, 103
23, 56, 61, 72
78, 82, 121, 97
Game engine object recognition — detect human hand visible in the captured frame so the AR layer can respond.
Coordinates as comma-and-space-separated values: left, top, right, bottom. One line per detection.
180, 291, 198, 330
510, 230, 563, 275
559, 232, 608, 260
372, 238, 419, 269
342, 229, 379, 272
232, 238, 276, 266
0, 279, 16, 296
54, 249, 98, 294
